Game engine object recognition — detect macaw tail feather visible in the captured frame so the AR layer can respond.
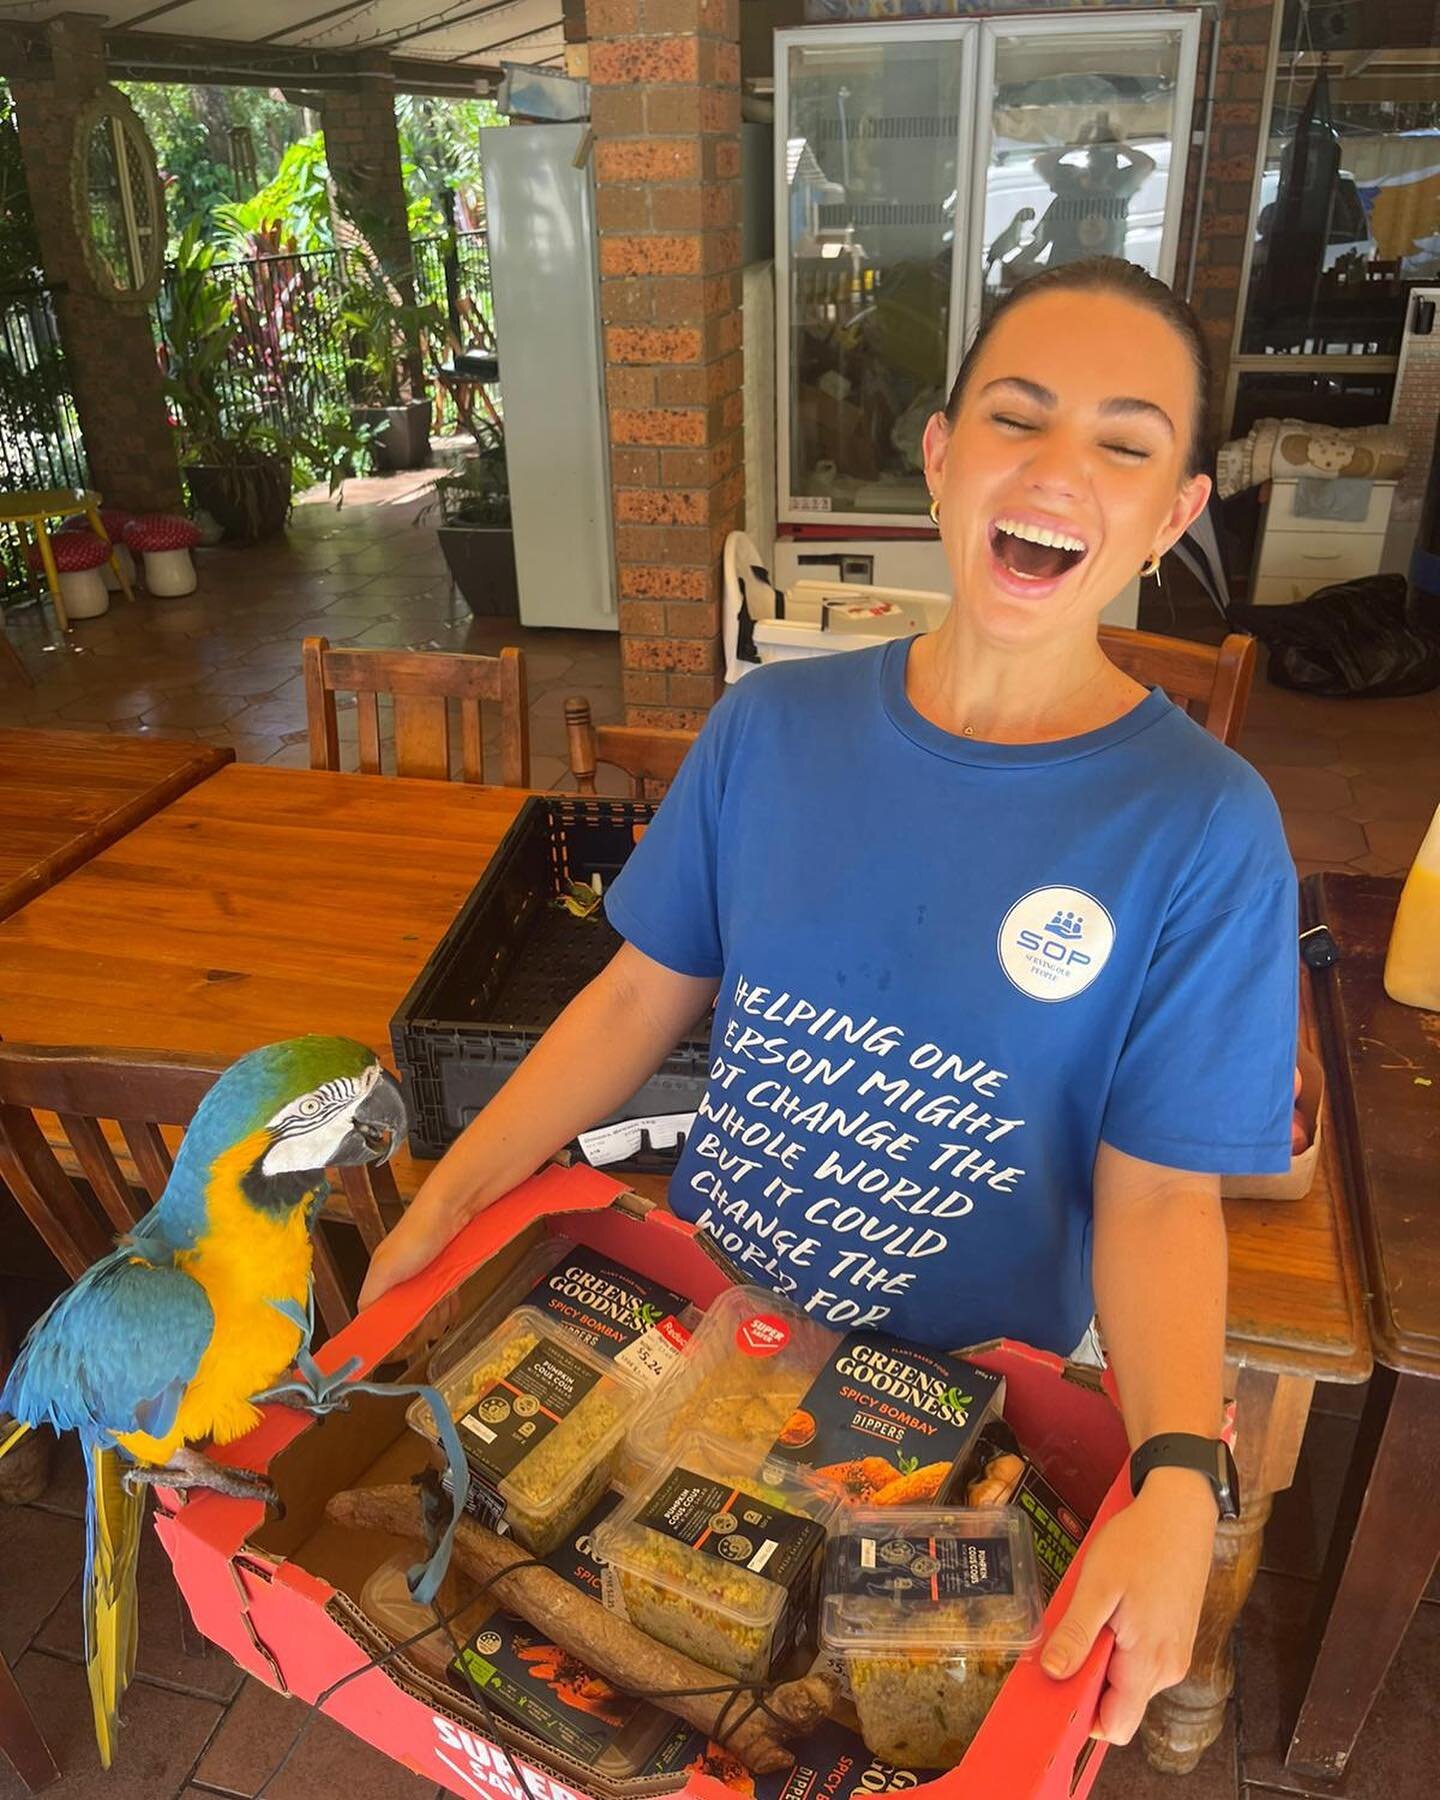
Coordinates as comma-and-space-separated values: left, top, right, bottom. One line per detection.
84, 1442, 145, 1769
0, 1417, 32, 1461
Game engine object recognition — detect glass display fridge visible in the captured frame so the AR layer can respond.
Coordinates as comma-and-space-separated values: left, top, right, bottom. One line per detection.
776, 12, 1202, 533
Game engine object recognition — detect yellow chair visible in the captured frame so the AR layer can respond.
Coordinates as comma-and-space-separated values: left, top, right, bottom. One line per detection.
0, 486, 137, 631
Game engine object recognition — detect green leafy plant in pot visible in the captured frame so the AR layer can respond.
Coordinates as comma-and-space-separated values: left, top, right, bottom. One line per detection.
161, 224, 371, 540
341, 260, 445, 472
425, 420, 517, 616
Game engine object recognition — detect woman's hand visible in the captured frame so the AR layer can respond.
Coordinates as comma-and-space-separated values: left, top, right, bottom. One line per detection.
359, 1175, 478, 1309
1040, 1468, 1217, 1744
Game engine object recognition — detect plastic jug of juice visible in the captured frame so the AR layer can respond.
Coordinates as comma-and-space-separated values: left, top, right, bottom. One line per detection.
1383, 803, 1440, 1011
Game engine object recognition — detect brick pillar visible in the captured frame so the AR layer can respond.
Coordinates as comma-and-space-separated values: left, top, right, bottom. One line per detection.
9, 18, 182, 514
319, 55, 413, 291
1189, 0, 1279, 421
587, 0, 745, 729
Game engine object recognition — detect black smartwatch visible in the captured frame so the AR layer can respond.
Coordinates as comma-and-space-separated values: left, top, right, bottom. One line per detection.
1129, 1434, 1240, 1520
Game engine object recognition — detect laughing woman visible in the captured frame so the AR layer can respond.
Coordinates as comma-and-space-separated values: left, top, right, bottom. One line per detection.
363, 259, 1297, 1745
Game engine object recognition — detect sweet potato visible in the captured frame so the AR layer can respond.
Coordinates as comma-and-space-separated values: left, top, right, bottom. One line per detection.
814, 1456, 897, 1502
869, 1461, 951, 1507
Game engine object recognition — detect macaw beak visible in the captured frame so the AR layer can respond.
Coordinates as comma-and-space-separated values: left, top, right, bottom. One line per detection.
345, 1070, 408, 1164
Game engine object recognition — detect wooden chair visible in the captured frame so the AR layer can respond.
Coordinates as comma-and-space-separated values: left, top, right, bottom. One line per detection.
564, 696, 698, 797
303, 637, 530, 787
1100, 627, 1256, 748
0, 1044, 400, 1337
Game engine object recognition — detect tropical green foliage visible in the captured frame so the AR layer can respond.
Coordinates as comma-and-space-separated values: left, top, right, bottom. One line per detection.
340, 259, 448, 408
0, 81, 42, 288
213, 135, 333, 259
161, 222, 374, 501
120, 83, 308, 254
430, 422, 511, 528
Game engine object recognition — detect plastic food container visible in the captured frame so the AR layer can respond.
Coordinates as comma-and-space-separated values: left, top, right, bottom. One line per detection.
408, 1305, 646, 1555
819, 1507, 1046, 1767
426, 1237, 696, 1393
623, 1286, 838, 1481
593, 1432, 839, 1684
359, 1553, 437, 1649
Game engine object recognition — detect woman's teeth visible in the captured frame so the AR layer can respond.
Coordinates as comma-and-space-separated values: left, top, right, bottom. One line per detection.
992, 517, 1087, 554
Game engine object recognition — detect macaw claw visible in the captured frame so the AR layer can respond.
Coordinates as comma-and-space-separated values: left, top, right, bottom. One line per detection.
121, 1445, 280, 1510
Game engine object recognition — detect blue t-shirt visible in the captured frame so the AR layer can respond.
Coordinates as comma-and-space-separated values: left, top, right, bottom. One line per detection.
604, 640, 1297, 1355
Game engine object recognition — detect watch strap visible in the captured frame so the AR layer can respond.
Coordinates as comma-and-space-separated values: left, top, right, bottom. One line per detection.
1129, 1432, 1240, 1519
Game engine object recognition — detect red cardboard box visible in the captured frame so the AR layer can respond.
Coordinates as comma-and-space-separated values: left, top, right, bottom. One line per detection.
155, 1165, 1133, 1800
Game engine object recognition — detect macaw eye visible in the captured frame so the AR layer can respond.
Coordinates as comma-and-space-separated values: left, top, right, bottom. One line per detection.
298, 1096, 323, 1118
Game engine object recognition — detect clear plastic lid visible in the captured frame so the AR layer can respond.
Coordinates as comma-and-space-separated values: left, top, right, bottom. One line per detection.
426, 1237, 697, 1390
408, 1305, 646, 1550
359, 1553, 436, 1648
593, 1432, 839, 1681
624, 1286, 838, 1477
819, 1507, 1045, 1657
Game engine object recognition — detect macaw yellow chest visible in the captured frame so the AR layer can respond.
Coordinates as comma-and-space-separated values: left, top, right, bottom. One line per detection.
114, 1166, 319, 1466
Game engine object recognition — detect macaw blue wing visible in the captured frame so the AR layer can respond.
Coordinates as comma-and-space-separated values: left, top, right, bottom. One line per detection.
1, 1246, 213, 1449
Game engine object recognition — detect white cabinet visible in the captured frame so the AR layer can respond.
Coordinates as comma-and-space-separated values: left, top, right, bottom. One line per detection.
1251, 478, 1396, 605
775, 13, 1201, 530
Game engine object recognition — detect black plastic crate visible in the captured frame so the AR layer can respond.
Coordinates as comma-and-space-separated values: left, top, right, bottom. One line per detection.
391, 795, 709, 1171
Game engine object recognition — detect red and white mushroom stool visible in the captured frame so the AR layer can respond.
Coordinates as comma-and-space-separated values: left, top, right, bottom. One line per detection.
25, 531, 111, 623
123, 514, 202, 597
59, 507, 137, 590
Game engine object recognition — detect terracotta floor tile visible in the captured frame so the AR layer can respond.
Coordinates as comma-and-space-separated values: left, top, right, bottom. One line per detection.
1238, 1572, 1440, 1795
1092, 1702, 1239, 1799
0, 1651, 223, 1800
141, 693, 253, 731
30, 1431, 88, 1518
34, 1511, 244, 1703
1361, 817, 1428, 871
1342, 768, 1440, 820
192, 1675, 439, 1800
1239, 728, 1345, 769
1280, 812, 1369, 866
0, 1504, 81, 1663
1256, 766, 1355, 816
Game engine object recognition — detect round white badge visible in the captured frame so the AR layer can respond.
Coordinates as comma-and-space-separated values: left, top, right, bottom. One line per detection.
997, 886, 1115, 1002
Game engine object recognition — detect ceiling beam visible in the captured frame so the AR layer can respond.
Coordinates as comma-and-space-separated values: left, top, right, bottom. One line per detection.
114, 1, 209, 27
379, 0, 531, 51
453, 24, 563, 61
91, 29, 499, 95
261, 2, 380, 45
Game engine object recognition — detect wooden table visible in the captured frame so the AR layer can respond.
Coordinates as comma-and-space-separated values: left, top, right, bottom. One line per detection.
1286, 873, 1439, 1781
0, 728, 233, 922
0, 761, 529, 1197
0, 782, 1370, 1776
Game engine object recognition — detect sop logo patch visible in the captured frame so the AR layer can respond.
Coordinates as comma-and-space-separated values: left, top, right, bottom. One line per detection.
998, 886, 1114, 1002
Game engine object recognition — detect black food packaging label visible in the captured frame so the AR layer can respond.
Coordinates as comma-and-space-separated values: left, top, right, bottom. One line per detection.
459, 1335, 601, 1483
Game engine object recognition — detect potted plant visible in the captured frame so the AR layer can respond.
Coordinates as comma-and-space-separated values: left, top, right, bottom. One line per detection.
340, 262, 444, 472
427, 420, 517, 616
160, 224, 374, 540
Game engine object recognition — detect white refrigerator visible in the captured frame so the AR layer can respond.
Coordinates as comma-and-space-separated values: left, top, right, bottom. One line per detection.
482, 125, 617, 631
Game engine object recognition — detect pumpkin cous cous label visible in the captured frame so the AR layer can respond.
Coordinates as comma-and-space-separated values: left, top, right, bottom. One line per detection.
460, 1336, 601, 1481
641, 1467, 826, 1587
847, 1531, 1016, 1602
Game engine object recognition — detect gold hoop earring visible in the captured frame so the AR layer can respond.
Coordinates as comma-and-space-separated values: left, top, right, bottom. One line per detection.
929, 496, 941, 526
1140, 553, 1162, 582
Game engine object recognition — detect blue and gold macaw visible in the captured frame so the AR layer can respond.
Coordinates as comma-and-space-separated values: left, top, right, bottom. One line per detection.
0, 1036, 407, 1768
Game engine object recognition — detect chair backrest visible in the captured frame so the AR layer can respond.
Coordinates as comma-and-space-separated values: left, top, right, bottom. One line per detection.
0, 1043, 399, 1335
303, 636, 530, 787
564, 696, 698, 798
1099, 627, 1256, 748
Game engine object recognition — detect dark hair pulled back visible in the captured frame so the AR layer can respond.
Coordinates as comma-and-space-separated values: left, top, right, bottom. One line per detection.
945, 258, 1213, 478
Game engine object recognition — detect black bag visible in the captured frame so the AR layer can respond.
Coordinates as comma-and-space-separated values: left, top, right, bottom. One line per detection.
1229, 576, 1440, 699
